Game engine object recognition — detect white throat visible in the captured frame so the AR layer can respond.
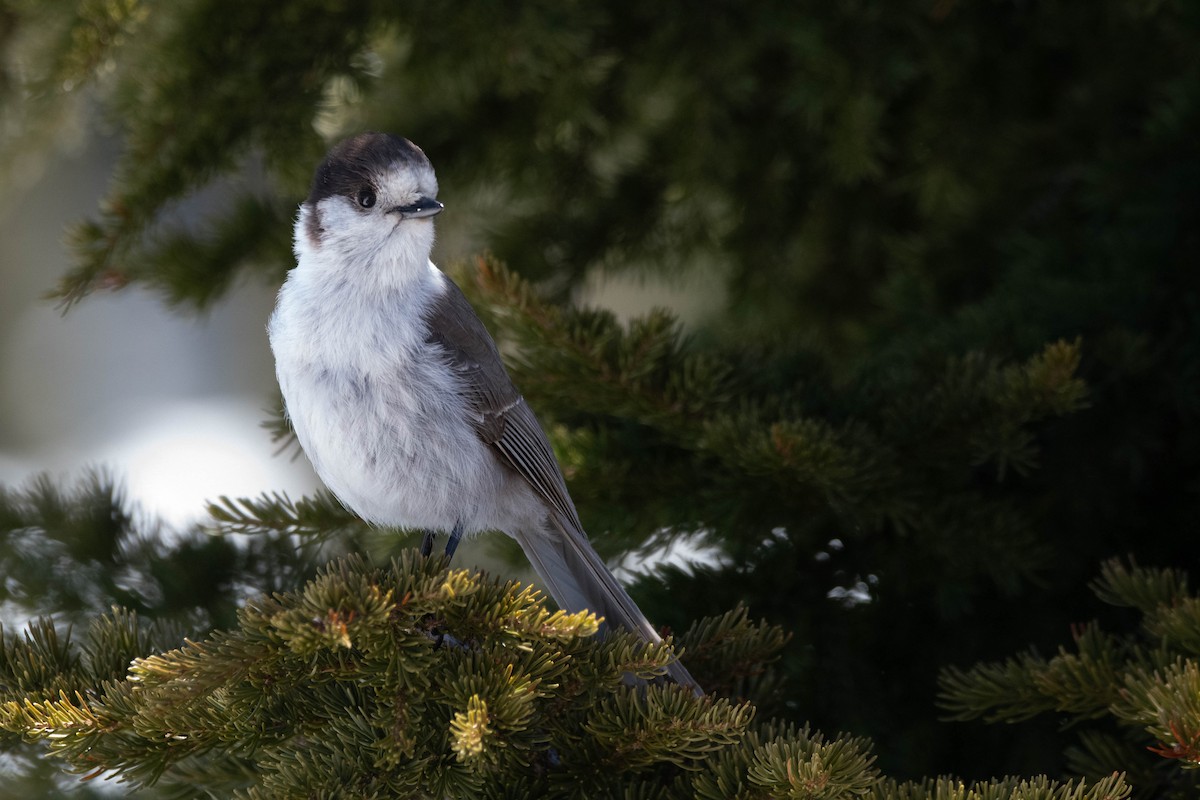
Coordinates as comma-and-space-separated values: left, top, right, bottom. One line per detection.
291, 203, 439, 300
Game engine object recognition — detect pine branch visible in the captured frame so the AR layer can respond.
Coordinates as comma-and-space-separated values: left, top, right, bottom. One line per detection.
43, 0, 383, 308
690, 722, 879, 800
676, 606, 790, 703
939, 650, 1059, 725
0, 618, 81, 700
458, 255, 1087, 584
1090, 559, 1190, 617
461, 257, 1089, 496
873, 774, 1130, 800
1145, 599, 1200, 658
939, 560, 1200, 793
0, 555, 1122, 799
205, 491, 361, 538
0, 469, 381, 633
939, 623, 1138, 725
0, 555, 760, 797
1112, 660, 1200, 767
74, 192, 293, 310
260, 394, 299, 456
452, 255, 735, 438
1064, 730, 1151, 787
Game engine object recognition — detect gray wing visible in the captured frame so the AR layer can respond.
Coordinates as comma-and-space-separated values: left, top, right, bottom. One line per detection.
423, 273, 703, 693
423, 274, 584, 533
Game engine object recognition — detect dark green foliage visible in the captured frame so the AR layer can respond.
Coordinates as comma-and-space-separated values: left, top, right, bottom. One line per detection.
939, 561, 1200, 799
1, 468, 231, 628
447, 259, 1093, 768
875, 775, 1131, 800
0, 556, 1122, 800
0, 469, 390, 632
0, 555, 763, 798
0, 468, 414, 794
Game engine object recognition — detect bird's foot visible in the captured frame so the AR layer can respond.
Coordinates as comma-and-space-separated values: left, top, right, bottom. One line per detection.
420, 523, 462, 560
445, 520, 463, 560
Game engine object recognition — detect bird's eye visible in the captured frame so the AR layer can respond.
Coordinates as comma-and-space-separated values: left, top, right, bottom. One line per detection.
356, 188, 376, 209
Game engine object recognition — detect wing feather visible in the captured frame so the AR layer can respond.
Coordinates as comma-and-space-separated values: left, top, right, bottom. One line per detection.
420, 271, 703, 693
422, 273, 583, 531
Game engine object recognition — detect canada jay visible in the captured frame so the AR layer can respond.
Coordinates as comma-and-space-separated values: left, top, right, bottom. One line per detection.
269, 132, 699, 693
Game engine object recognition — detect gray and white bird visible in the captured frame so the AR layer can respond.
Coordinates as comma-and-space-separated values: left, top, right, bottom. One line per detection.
269, 132, 699, 693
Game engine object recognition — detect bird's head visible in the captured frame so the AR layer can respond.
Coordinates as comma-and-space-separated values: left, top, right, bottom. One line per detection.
297, 132, 443, 271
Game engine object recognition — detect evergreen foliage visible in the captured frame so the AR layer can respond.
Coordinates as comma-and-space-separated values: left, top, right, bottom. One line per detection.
939, 560, 1200, 799
0, 555, 1123, 800
1, 0, 1198, 795
0, 468, 335, 630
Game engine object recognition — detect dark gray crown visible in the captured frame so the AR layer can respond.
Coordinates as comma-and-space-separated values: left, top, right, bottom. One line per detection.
306, 133, 432, 206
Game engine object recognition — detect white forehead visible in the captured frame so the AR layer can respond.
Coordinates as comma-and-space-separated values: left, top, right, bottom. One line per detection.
377, 160, 438, 197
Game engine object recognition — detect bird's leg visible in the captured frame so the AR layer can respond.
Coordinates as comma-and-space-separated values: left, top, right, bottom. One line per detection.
420, 530, 436, 558
444, 520, 463, 560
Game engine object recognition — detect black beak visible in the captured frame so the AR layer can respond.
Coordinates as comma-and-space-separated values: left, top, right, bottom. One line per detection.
389, 197, 444, 220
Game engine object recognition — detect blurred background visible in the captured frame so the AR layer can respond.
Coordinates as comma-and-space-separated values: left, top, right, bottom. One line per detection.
0, 132, 322, 529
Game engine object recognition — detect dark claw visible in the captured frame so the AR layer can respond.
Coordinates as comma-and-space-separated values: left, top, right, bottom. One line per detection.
420, 530, 435, 558
445, 520, 463, 560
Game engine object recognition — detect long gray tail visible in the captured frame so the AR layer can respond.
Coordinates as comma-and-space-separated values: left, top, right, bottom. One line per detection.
512, 517, 702, 695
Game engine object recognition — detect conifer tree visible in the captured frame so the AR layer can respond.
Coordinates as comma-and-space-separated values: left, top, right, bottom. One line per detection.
1, 0, 1198, 795
940, 560, 1200, 800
